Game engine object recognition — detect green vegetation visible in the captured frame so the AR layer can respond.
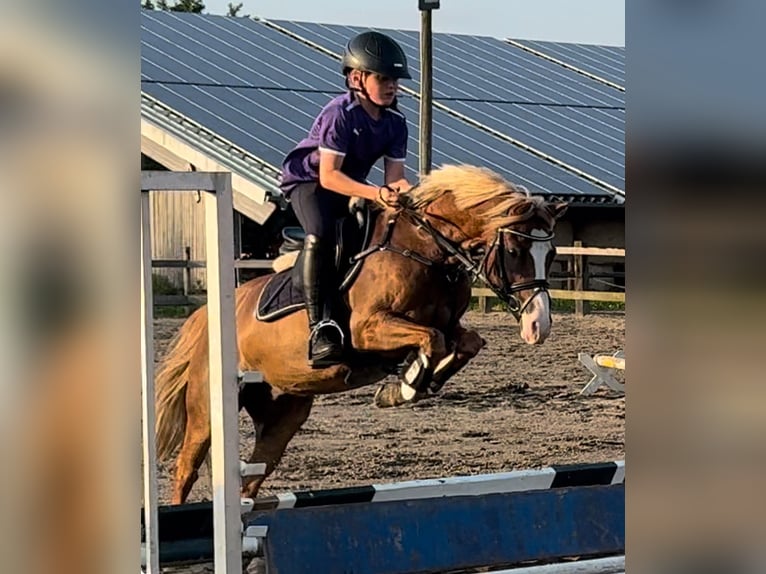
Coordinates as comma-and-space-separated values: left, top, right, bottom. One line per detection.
470, 296, 624, 315
550, 299, 625, 313
141, 0, 247, 16
152, 273, 182, 296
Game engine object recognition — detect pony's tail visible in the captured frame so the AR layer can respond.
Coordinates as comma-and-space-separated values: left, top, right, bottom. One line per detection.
155, 307, 207, 461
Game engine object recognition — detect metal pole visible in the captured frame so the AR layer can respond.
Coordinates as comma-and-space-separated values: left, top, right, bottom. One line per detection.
419, 8, 433, 175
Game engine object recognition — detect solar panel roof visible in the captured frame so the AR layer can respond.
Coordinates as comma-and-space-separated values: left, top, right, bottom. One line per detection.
270, 20, 624, 107
141, 82, 610, 198
141, 11, 624, 203
511, 39, 625, 88
445, 101, 624, 190
142, 11, 340, 91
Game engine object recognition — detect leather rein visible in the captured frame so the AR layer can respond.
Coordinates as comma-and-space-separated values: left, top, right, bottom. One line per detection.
351, 200, 554, 321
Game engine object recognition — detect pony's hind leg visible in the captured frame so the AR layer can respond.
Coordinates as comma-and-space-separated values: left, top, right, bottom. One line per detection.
239, 382, 314, 499
171, 364, 211, 505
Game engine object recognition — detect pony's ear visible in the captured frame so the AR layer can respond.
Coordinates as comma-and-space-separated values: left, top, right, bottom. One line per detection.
509, 202, 532, 217
547, 201, 568, 220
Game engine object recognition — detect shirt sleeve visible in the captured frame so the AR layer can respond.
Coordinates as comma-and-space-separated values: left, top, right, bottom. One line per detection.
317, 108, 351, 157
384, 117, 408, 162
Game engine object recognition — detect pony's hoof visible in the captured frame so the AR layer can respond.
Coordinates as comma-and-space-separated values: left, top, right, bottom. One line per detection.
373, 382, 408, 408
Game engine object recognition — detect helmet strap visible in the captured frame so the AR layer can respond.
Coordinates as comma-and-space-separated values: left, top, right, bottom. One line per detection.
346, 71, 391, 110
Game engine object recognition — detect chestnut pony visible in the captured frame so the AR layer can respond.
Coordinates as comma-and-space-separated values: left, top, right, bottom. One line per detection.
155, 164, 567, 504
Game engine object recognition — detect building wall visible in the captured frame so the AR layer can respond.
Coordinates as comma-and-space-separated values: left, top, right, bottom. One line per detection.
150, 191, 207, 291
553, 206, 625, 292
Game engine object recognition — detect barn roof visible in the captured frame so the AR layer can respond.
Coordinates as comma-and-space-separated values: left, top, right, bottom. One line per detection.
141, 11, 625, 223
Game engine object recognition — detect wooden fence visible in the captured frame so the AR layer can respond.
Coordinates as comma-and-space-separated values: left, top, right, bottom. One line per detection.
151, 246, 272, 307
153, 243, 625, 316
472, 242, 625, 316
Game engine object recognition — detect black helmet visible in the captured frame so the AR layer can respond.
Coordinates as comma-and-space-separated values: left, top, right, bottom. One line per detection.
341, 31, 412, 80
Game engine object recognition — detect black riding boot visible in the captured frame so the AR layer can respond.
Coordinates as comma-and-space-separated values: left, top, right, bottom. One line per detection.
303, 234, 344, 367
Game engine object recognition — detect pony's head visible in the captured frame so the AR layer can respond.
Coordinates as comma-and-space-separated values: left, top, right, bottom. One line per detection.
404, 164, 567, 344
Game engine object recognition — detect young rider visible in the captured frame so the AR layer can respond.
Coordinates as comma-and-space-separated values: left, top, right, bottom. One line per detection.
279, 31, 413, 368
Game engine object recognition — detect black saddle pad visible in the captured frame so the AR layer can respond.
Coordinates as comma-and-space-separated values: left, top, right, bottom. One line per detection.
257, 207, 374, 323
255, 270, 306, 322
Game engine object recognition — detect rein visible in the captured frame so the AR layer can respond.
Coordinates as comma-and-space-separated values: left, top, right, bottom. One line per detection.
350, 199, 554, 321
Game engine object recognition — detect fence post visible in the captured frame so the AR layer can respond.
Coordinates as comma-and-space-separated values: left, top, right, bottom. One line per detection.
573, 240, 591, 317
183, 245, 191, 298
478, 294, 488, 313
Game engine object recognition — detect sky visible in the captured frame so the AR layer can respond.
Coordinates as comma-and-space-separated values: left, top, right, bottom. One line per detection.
201, 0, 625, 46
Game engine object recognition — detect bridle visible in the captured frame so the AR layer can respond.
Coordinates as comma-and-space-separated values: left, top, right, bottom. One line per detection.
353, 193, 555, 321
405, 209, 554, 321
483, 227, 554, 320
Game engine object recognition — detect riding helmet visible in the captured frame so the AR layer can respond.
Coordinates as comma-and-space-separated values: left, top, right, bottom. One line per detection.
341, 31, 412, 79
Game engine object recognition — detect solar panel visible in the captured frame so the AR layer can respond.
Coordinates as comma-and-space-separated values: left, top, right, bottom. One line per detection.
142, 81, 611, 199
446, 101, 625, 190
270, 20, 624, 107
142, 83, 331, 165
512, 40, 625, 88
142, 11, 341, 91
394, 98, 612, 197
431, 33, 623, 107
141, 11, 622, 201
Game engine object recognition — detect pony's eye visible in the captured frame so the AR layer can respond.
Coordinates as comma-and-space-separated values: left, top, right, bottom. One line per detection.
508, 248, 518, 258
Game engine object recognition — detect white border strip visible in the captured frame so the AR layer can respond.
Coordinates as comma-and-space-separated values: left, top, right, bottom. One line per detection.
265, 461, 625, 509
371, 467, 557, 502
613, 461, 625, 484
489, 555, 624, 574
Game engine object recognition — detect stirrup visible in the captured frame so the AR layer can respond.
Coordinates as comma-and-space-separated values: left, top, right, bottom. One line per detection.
309, 320, 345, 346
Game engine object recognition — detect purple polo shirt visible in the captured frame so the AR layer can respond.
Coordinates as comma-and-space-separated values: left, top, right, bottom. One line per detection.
279, 92, 408, 196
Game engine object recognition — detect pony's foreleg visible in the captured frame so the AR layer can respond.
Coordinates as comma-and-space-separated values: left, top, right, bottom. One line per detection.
353, 311, 449, 396
427, 325, 485, 393
374, 325, 485, 408
240, 389, 314, 499
352, 311, 448, 364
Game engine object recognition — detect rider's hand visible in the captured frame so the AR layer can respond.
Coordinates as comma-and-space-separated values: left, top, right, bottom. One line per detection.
387, 178, 412, 194
377, 185, 401, 208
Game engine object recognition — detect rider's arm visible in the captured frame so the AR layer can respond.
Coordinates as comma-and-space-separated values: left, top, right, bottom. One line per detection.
382, 115, 410, 192
383, 158, 410, 192
318, 151, 379, 201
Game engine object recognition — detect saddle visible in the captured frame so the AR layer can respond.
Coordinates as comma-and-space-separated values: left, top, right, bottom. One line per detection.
255, 203, 374, 323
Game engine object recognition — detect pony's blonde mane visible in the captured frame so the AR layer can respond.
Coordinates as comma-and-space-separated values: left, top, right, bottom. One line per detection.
404, 164, 553, 233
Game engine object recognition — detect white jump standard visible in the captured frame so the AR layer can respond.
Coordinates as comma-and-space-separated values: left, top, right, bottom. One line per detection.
140, 171, 264, 574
